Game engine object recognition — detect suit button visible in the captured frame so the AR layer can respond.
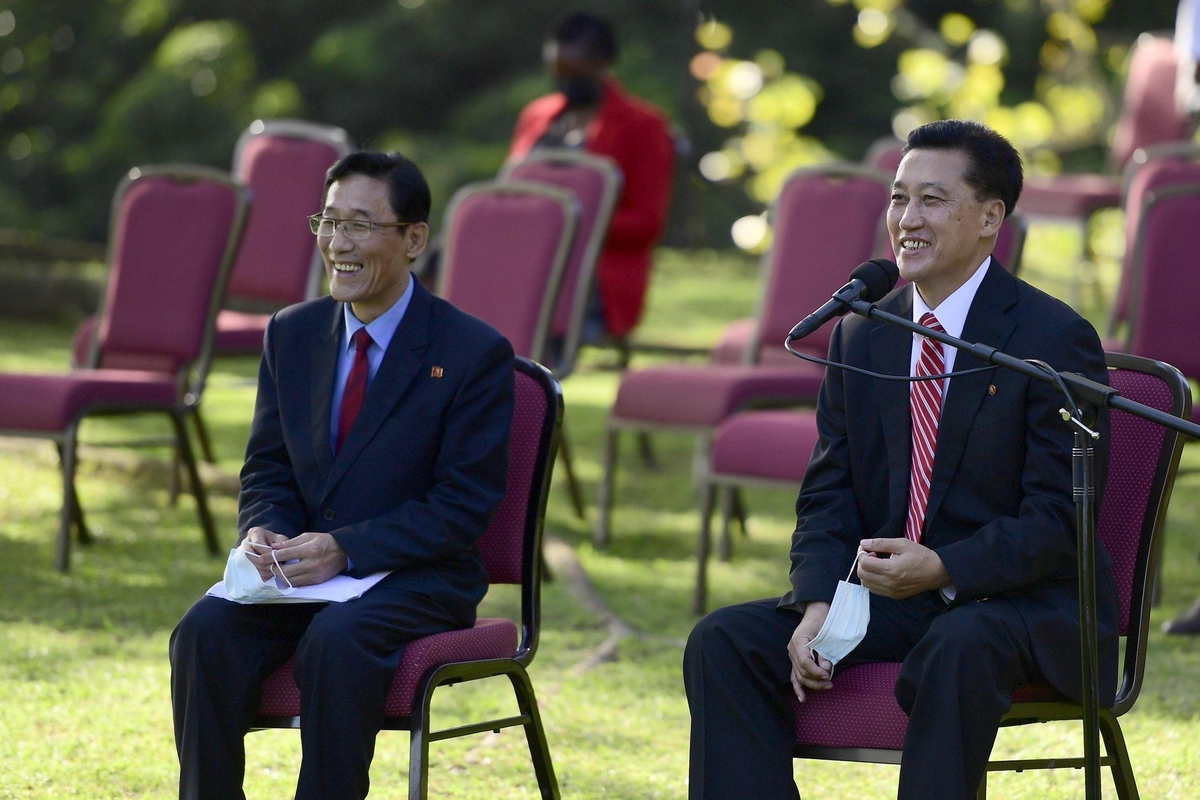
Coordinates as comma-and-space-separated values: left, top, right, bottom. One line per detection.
324, 509, 335, 521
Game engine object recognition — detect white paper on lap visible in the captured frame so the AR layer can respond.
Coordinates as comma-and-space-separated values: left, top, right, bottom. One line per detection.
206, 571, 391, 604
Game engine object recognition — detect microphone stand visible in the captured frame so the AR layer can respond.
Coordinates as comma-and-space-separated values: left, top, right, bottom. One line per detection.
827, 298, 1200, 799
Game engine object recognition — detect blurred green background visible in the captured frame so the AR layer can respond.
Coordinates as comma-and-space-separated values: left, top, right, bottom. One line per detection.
0, 0, 1182, 251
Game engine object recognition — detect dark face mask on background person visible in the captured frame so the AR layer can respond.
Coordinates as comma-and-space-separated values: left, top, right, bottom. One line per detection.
556, 75, 604, 108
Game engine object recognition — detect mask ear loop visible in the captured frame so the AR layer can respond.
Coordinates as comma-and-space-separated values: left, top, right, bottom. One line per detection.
269, 549, 295, 590
845, 549, 867, 583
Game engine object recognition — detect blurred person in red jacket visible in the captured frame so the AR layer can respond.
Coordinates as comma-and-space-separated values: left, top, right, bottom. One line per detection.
509, 11, 676, 343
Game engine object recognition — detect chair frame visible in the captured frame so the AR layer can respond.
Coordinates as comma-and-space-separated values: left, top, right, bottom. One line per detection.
788, 352, 1190, 799
436, 181, 579, 369
1, 164, 251, 570
498, 147, 622, 380
252, 356, 564, 800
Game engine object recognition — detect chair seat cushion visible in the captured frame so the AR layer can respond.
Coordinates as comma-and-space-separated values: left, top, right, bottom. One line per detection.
793, 663, 1075, 752
215, 310, 270, 354
1019, 174, 1121, 219
612, 364, 824, 427
257, 617, 519, 718
711, 410, 820, 484
0, 370, 179, 432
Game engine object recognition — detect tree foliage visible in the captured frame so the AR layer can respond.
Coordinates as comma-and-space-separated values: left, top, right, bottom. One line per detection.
0, 0, 1178, 244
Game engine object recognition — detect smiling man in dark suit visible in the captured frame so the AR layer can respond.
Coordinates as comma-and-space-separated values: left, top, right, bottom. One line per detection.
683, 120, 1117, 799
169, 151, 514, 800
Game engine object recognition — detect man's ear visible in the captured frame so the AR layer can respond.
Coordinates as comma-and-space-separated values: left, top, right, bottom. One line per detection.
981, 198, 1004, 238
404, 222, 430, 261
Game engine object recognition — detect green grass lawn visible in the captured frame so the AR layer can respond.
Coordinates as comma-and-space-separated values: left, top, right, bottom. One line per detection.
1, 240, 1199, 798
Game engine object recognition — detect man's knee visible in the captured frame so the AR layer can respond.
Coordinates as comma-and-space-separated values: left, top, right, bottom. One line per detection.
685, 605, 748, 673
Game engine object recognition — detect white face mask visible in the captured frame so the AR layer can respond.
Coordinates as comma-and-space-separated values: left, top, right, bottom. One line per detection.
807, 553, 870, 670
223, 546, 296, 603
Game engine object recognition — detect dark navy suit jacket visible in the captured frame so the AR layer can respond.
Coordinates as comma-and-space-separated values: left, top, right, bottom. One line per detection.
781, 263, 1119, 706
237, 280, 515, 615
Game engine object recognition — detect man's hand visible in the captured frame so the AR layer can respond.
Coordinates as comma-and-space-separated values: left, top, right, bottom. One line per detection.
787, 601, 832, 702
856, 537, 950, 599
268, 532, 349, 587
240, 527, 291, 580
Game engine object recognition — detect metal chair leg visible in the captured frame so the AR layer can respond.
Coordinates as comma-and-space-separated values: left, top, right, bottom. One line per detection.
191, 406, 217, 464
695, 484, 717, 615
508, 668, 561, 798
594, 426, 619, 549
556, 424, 586, 520
170, 412, 219, 556
57, 439, 92, 545
1099, 709, 1139, 800
717, 487, 737, 562
55, 425, 82, 572
635, 432, 658, 470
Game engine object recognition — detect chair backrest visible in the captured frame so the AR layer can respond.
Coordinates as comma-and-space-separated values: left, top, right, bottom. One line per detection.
1099, 352, 1189, 712
864, 137, 905, 174
499, 149, 622, 377
1111, 146, 1200, 328
751, 163, 891, 363
89, 165, 251, 388
229, 119, 350, 308
1123, 179, 1200, 379
438, 181, 578, 365
1110, 34, 1189, 171
475, 357, 562, 662
991, 212, 1027, 275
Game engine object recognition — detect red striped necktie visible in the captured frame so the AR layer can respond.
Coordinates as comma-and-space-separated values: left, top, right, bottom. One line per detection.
905, 312, 946, 543
336, 328, 373, 454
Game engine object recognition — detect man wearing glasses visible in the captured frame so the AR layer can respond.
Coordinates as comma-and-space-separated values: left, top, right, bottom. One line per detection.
170, 151, 515, 800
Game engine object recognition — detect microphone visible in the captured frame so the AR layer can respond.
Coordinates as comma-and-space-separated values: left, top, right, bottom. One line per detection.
786, 258, 900, 341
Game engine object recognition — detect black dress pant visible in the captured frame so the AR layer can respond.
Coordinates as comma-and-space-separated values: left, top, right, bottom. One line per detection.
682, 592, 1040, 800
169, 573, 472, 800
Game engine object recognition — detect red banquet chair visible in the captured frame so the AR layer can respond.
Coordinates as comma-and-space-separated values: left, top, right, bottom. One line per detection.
499, 148, 622, 378
1019, 34, 1187, 241
436, 180, 583, 516
253, 356, 563, 800
698, 353, 1187, 797
0, 165, 251, 571
71, 119, 349, 462
1107, 143, 1200, 341
594, 163, 891, 547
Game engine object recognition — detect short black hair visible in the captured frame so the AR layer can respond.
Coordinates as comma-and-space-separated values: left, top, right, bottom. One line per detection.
903, 120, 1023, 219
551, 11, 618, 62
323, 151, 431, 224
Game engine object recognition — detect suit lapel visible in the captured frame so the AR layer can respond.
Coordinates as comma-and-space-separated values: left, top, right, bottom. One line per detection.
922, 263, 1017, 530
309, 302, 341, 480
869, 286, 916, 526
321, 281, 435, 501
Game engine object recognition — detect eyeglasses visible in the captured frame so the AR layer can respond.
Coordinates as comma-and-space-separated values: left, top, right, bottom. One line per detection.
308, 214, 411, 240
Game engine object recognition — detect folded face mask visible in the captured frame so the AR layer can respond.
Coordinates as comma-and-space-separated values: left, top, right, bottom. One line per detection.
807, 552, 871, 670
223, 545, 296, 603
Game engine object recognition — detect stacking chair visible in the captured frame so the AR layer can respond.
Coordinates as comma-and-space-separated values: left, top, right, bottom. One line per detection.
436, 180, 581, 515
1019, 33, 1187, 300
498, 148, 621, 377
253, 356, 563, 800
775, 353, 1187, 798
594, 164, 891, 547
1107, 143, 1200, 338
71, 119, 349, 462
0, 165, 251, 570
498, 149, 621, 518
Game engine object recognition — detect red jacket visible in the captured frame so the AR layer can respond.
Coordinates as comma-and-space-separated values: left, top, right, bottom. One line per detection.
510, 78, 675, 338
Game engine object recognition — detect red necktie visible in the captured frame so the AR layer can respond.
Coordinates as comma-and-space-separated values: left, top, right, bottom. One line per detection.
336, 328, 373, 454
905, 313, 946, 543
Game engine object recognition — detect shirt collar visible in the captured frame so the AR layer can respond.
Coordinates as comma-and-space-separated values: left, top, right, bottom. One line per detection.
341, 274, 413, 352
911, 256, 991, 338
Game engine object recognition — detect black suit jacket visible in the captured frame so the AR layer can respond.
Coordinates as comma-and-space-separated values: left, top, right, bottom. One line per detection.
237, 280, 515, 614
781, 263, 1119, 705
